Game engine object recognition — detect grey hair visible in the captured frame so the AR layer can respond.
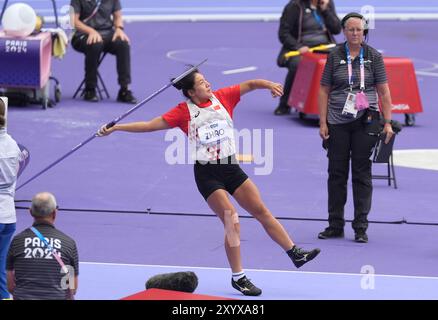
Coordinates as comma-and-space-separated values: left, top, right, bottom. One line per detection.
31, 192, 57, 217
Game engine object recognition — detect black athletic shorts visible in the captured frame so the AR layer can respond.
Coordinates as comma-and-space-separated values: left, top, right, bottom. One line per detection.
194, 155, 249, 201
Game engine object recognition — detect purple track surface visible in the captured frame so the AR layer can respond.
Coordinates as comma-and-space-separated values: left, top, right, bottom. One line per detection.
7, 20, 438, 299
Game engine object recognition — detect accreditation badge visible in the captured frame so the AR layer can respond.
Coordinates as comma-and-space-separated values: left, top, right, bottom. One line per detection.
342, 92, 358, 117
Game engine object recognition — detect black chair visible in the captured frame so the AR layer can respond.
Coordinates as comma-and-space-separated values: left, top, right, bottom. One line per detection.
73, 52, 110, 100
371, 131, 397, 189
372, 152, 397, 189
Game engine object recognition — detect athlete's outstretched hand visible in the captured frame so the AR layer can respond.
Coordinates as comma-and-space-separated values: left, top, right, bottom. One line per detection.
97, 124, 115, 137
270, 82, 284, 98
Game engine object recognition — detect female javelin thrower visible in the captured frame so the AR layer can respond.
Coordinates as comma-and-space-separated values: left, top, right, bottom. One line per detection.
98, 69, 320, 296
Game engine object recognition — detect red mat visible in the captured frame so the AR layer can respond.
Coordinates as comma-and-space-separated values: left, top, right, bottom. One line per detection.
121, 288, 235, 300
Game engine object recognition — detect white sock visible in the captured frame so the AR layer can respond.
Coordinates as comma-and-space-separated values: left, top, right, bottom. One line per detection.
232, 271, 246, 282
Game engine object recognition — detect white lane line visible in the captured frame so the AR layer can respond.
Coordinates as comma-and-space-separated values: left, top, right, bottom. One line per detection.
415, 70, 438, 77
393, 149, 438, 171
121, 7, 283, 13
222, 66, 257, 75
80, 261, 438, 280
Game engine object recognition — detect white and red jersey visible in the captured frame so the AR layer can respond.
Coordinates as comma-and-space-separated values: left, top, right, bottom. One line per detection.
186, 94, 235, 161
163, 85, 241, 162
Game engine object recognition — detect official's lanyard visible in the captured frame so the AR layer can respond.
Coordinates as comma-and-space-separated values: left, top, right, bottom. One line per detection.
30, 226, 69, 274
345, 43, 365, 91
312, 10, 324, 29
83, 0, 102, 23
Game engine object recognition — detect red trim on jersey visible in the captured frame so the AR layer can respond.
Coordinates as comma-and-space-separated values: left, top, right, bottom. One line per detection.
162, 85, 240, 135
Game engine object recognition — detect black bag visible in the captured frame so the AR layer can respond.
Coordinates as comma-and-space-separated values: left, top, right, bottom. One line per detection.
362, 109, 382, 136
276, 47, 289, 68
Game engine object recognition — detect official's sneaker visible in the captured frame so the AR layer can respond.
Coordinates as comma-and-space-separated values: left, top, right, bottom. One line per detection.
117, 89, 137, 104
84, 88, 98, 102
354, 231, 368, 243
318, 227, 344, 239
231, 276, 262, 296
288, 246, 321, 268
274, 105, 291, 115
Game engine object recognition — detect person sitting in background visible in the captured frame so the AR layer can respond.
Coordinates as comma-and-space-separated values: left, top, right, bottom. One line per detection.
7, 192, 79, 300
275, 0, 341, 115
71, 0, 137, 104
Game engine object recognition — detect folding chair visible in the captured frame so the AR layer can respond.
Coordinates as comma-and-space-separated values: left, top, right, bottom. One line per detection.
372, 152, 397, 189
73, 52, 110, 100
371, 133, 397, 189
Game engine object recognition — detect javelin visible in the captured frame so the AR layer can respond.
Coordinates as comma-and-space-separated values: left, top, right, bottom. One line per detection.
16, 59, 208, 191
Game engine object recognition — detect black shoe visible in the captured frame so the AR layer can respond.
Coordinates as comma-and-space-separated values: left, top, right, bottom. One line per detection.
355, 231, 368, 243
117, 89, 137, 104
84, 88, 98, 102
288, 246, 321, 268
274, 105, 291, 115
318, 227, 344, 239
231, 276, 262, 296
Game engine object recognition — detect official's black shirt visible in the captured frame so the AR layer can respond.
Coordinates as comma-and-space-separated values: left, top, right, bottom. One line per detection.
320, 43, 388, 124
71, 0, 121, 33
7, 223, 79, 300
